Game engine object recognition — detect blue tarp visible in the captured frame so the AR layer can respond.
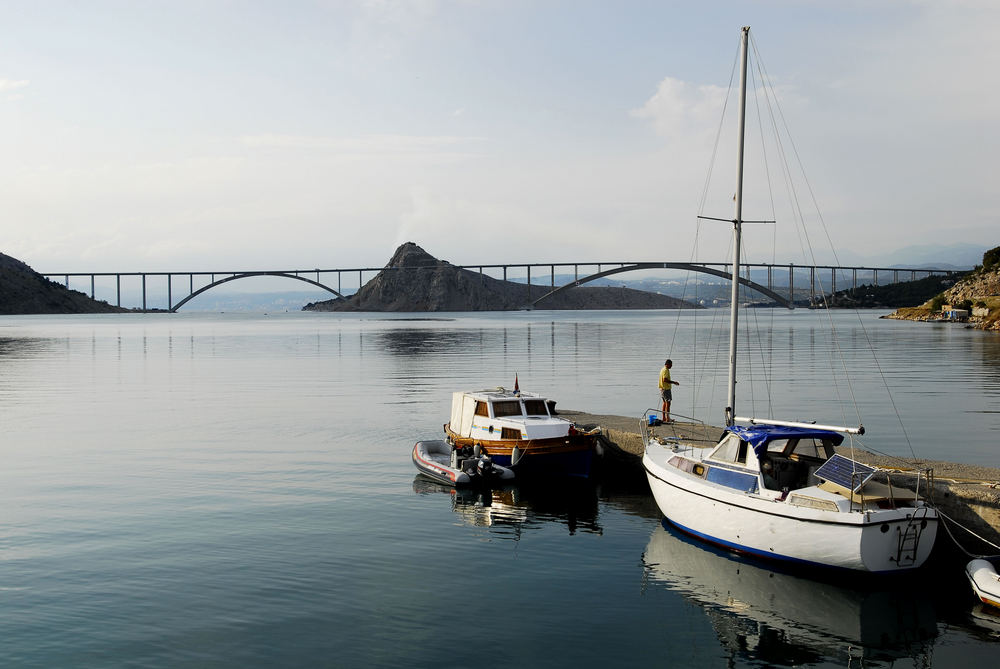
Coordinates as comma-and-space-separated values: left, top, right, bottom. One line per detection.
726, 424, 845, 456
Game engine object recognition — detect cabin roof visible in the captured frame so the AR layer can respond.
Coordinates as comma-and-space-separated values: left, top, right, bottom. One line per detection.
458, 389, 545, 401
725, 424, 845, 455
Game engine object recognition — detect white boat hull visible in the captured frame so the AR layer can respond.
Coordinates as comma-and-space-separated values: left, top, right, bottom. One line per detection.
644, 442, 937, 573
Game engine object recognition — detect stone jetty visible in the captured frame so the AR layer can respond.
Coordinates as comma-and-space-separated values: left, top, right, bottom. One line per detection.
563, 410, 1000, 556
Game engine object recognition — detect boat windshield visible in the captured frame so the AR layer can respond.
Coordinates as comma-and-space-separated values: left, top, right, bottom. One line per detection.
711, 433, 749, 465
492, 401, 523, 418
765, 437, 835, 459
523, 399, 548, 416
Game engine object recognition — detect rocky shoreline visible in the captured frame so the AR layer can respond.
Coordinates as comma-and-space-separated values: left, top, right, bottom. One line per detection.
885, 246, 1000, 331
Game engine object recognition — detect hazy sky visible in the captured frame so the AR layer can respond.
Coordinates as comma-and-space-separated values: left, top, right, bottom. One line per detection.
3, 0, 998, 273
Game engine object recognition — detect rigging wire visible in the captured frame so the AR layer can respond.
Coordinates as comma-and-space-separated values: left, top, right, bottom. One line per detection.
750, 33, 921, 462
746, 36, 854, 426
744, 61, 779, 419
681, 39, 742, 419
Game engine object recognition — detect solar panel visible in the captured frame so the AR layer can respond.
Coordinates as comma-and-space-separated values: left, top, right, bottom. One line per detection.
813, 454, 876, 492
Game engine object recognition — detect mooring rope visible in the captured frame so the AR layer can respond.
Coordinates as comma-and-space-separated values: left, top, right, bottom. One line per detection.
937, 508, 1000, 558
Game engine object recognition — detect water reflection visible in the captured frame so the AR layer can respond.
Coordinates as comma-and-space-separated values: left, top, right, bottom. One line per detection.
641, 521, 937, 665
412, 477, 603, 536
0, 336, 59, 357
373, 328, 485, 356
969, 604, 1000, 640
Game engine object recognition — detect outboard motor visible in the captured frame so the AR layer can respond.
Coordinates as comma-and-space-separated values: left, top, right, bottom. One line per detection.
477, 456, 494, 478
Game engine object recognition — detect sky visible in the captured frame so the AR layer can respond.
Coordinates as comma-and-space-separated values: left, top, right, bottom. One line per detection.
2, 0, 998, 276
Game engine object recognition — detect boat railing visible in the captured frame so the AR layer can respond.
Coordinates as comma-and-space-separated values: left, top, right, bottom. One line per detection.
850, 465, 936, 511
639, 409, 708, 446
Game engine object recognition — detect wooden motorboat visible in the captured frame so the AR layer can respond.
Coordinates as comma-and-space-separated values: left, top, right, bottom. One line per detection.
443, 385, 598, 478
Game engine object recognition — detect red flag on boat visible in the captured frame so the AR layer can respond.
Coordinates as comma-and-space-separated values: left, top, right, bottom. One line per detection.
514, 373, 519, 394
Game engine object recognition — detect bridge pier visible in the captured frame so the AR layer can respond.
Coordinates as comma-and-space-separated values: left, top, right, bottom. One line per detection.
789, 264, 794, 304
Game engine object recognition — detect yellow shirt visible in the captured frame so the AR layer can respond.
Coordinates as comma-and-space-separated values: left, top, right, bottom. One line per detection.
659, 366, 672, 390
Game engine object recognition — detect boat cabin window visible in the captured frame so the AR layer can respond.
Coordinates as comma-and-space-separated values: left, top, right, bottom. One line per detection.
792, 438, 836, 459
764, 437, 837, 459
523, 400, 548, 416
491, 401, 523, 418
474, 401, 490, 417
711, 434, 749, 465
766, 438, 793, 455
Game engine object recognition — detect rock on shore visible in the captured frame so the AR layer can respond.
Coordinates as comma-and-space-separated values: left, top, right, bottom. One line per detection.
303, 242, 699, 312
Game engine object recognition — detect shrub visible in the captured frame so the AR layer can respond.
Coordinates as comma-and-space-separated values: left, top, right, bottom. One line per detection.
930, 294, 946, 311
983, 246, 1000, 272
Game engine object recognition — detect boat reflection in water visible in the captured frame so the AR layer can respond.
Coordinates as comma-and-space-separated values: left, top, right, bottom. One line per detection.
411, 477, 602, 537
642, 521, 938, 664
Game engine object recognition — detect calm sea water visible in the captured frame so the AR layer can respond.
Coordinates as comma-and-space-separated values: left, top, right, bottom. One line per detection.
1, 310, 998, 668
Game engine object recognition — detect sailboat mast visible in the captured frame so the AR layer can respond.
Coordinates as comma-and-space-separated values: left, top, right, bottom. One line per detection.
726, 26, 750, 426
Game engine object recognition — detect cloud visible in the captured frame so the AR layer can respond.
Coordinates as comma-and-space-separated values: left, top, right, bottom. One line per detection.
630, 77, 728, 145
239, 133, 482, 155
0, 78, 29, 100
0, 78, 29, 92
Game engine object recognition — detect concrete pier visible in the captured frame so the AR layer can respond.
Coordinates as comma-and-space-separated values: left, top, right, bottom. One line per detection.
563, 410, 1000, 555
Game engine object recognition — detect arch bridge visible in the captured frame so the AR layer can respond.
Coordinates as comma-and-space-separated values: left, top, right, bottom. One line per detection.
43, 261, 957, 312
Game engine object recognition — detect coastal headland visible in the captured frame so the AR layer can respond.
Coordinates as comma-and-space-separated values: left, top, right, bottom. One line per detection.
0, 252, 126, 315
303, 242, 700, 312
885, 245, 1000, 331
564, 410, 1000, 557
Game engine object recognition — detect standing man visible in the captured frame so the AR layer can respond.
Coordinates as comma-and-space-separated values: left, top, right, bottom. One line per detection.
659, 359, 679, 423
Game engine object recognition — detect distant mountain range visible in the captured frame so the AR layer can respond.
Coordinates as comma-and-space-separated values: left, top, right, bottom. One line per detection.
808, 242, 984, 270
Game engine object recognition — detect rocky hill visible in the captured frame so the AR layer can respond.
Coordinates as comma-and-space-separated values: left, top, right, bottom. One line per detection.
0, 252, 126, 314
825, 272, 967, 309
885, 245, 1000, 330
303, 243, 699, 312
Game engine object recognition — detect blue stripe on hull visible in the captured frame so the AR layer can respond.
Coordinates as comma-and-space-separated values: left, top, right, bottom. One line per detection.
661, 516, 914, 576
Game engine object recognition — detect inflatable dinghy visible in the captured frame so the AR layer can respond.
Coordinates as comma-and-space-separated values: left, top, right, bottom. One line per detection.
966, 559, 1000, 609
412, 440, 515, 487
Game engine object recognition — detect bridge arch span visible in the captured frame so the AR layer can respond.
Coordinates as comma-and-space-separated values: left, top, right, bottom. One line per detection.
529, 262, 793, 309
171, 272, 347, 312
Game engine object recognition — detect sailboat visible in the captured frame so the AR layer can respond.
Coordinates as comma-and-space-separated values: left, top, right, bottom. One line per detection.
642, 27, 939, 573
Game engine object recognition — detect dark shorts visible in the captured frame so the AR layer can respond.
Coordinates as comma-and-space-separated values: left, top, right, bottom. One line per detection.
661, 388, 672, 402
